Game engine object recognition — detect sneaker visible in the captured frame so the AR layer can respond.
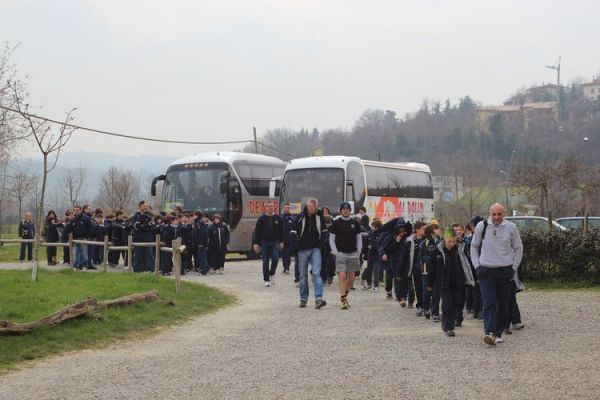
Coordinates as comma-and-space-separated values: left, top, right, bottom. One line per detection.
504, 326, 513, 335
484, 334, 496, 346
299, 300, 307, 308
456, 320, 463, 328
360, 278, 366, 287
446, 330, 455, 337
386, 291, 393, 299
495, 337, 504, 344
219, 268, 224, 274
432, 315, 441, 322
399, 299, 407, 308
361, 285, 371, 291
416, 310, 424, 317
424, 311, 431, 320
264, 281, 271, 287
315, 299, 327, 309
372, 287, 379, 293
513, 322, 525, 330
283, 270, 290, 275
326, 278, 333, 285
341, 297, 349, 310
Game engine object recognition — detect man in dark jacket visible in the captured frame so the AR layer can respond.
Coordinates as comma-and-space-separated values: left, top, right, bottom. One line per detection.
70, 205, 92, 270
253, 202, 284, 286
192, 210, 209, 274
18, 212, 35, 262
207, 213, 230, 274
131, 200, 156, 273
108, 211, 127, 267
292, 198, 327, 309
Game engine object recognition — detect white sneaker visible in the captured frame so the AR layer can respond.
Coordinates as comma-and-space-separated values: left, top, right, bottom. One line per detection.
495, 337, 504, 344
372, 287, 379, 292
484, 334, 496, 346
513, 322, 525, 330
264, 281, 271, 287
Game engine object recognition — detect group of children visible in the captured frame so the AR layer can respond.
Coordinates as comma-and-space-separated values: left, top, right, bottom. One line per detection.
21, 205, 231, 275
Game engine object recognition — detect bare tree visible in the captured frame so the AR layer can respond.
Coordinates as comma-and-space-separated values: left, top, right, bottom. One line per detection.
95, 165, 141, 213
460, 162, 491, 219
9, 80, 77, 282
557, 159, 600, 233
0, 161, 11, 242
10, 168, 37, 218
61, 164, 87, 209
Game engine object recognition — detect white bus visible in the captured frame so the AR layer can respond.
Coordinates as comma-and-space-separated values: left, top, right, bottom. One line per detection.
151, 152, 286, 254
274, 156, 434, 222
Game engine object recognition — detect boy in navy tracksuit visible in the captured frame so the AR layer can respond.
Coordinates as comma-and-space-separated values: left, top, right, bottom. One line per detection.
422, 223, 442, 320
18, 213, 35, 262
280, 203, 297, 275
179, 214, 194, 274
362, 219, 382, 291
192, 211, 209, 274
408, 221, 427, 312
159, 215, 177, 275
427, 229, 474, 337
319, 215, 335, 285
380, 217, 412, 305
207, 214, 230, 274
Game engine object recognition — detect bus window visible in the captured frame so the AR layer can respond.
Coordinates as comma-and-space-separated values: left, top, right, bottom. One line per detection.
226, 178, 242, 228
347, 161, 366, 208
282, 168, 344, 213
234, 162, 285, 196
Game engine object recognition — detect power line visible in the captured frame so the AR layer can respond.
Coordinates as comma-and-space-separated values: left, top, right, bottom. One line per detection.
0, 105, 254, 146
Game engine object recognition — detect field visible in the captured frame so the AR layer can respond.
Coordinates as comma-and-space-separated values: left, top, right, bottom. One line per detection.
0, 269, 235, 373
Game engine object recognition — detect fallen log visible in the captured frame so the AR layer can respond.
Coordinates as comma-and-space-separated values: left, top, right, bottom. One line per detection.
0, 291, 160, 334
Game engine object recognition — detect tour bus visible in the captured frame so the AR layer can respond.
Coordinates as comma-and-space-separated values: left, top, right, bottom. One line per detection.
272, 156, 434, 223
151, 152, 286, 255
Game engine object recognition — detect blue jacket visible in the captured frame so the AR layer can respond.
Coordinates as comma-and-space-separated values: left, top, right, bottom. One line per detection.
281, 212, 296, 244
19, 220, 35, 239
69, 214, 92, 240
208, 223, 230, 250
131, 211, 155, 242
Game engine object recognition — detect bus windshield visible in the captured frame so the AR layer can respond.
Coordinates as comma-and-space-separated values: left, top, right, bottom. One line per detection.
162, 163, 228, 213
281, 168, 344, 213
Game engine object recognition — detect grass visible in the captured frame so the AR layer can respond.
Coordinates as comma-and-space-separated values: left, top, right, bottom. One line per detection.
525, 280, 600, 292
0, 269, 235, 373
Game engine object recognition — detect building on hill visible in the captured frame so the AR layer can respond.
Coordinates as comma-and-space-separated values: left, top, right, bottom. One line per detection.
581, 78, 600, 101
477, 102, 557, 133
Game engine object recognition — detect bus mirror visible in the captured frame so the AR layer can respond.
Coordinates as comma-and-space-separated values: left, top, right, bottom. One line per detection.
269, 178, 280, 198
151, 175, 166, 197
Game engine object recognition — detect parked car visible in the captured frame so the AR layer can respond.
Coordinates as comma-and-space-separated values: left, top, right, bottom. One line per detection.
555, 217, 600, 230
505, 216, 568, 231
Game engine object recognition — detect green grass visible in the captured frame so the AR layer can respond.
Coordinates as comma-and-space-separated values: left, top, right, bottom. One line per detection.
525, 280, 600, 292
0, 269, 235, 373
0, 244, 47, 262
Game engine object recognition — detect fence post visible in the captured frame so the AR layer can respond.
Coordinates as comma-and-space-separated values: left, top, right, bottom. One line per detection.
173, 238, 182, 294
127, 235, 133, 273
154, 234, 161, 275
103, 236, 109, 273
68, 234, 74, 269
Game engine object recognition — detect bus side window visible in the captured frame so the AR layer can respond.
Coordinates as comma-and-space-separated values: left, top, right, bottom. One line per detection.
347, 161, 366, 208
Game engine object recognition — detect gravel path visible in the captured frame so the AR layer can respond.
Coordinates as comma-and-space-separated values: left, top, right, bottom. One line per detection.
1, 260, 599, 399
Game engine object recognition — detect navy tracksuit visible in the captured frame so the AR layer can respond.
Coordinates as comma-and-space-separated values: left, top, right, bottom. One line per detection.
131, 211, 156, 273
422, 236, 442, 316
18, 220, 35, 261
44, 219, 62, 264
179, 223, 194, 274
207, 222, 230, 270
428, 244, 468, 333
159, 223, 177, 275
108, 219, 127, 266
281, 212, 297, 273
193, 218, 209, 274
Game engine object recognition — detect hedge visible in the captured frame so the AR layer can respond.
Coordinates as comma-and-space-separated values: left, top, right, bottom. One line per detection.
519, 229, 600, 284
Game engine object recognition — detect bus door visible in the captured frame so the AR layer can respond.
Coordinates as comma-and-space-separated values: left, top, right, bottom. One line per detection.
221, 173, 242, 229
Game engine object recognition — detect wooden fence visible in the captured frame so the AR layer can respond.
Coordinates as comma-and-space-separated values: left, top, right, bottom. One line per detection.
0, 235, 186, 293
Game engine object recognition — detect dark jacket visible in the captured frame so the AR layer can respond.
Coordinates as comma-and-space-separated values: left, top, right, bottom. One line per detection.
69, 213, 92, 240
193, 218, 208, 248
281, 212, 296, 244
293, 207, 326, 251
208, 222, 230, 250
110, 219, 127, 244
131, 211, 155, 242
428, 245, 467, 290
44, 219, 62, 243
254, 213, 284, 244
19, 220, 35, 239
160, 223, 178, 246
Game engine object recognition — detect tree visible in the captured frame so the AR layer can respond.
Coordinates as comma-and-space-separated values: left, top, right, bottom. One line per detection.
61, 164, 87, 208
95, 165, 141, 213
9, 80, 77, 282
10, 168, 37, 218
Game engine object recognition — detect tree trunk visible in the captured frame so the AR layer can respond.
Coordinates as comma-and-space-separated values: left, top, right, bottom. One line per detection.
32, 154, 48, 283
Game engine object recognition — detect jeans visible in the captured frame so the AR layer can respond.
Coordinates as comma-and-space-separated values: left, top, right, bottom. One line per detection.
74, 243, 87, 269
477, 266, 514, 337
134, 246, 155, 273
298, 248, 324, 301
195, 247, 208, 273
19, 242, 33, 261
261, 240, 280, 282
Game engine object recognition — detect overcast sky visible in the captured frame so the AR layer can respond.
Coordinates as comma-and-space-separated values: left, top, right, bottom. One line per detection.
2, 0, 599, 158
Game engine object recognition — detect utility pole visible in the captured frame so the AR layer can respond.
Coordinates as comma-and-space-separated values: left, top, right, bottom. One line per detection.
253, 126, 258, 154
546, 56, 561, 122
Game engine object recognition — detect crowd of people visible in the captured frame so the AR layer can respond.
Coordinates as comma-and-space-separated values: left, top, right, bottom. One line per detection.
18, 200, 230, 275
253, 199, 525, 345
17, 197, 525, 346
